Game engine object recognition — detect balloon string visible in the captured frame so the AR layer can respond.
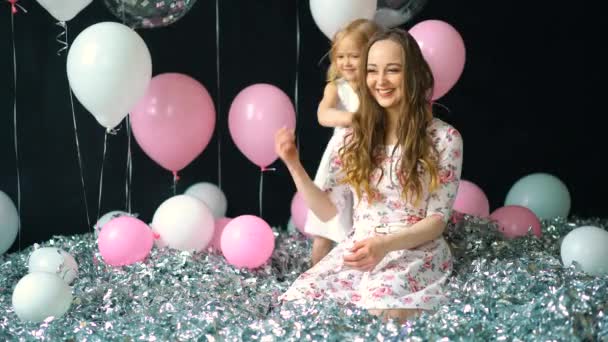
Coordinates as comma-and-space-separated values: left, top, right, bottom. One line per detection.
119, 0, 126, 24
55, 21, 68, 55
431, 101, 451, 113
118, 0, 133, 213
125, 117, 133, 213
97, 132, 109, 221
64, 23, 92, 230
258, 167, 276, 218
294, 0, 301, 152
172, 171, 180, 196
317, 51, 330, 66
215, 0, 222, 190
10, 10, 22, 251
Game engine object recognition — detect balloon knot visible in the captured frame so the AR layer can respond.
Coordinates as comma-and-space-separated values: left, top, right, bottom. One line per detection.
8, 0, 17, 13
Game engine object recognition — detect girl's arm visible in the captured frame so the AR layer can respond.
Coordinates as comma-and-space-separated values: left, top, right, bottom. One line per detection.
317, 82, 354, 128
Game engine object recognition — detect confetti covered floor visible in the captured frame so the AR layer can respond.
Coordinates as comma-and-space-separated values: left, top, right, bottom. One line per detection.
1, 217, 607, 341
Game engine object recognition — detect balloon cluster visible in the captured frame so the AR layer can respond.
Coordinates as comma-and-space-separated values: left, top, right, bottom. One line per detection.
453, 173, 608, 276
32, 0, 197, 29
12, 247, 77, 322
95, 183, 275, 271
64, 20, 297, 181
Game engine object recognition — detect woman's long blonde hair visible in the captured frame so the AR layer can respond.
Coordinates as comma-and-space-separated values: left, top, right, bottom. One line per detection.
326, 19, 381, 82
339, 29, 440, 204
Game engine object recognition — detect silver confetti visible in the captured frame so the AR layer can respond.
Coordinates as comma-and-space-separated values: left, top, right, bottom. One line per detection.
0, 218, 606, 340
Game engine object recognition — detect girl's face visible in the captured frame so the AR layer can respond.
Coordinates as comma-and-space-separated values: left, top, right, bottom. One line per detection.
366, 39, 404, 111
335, 35, 361, 83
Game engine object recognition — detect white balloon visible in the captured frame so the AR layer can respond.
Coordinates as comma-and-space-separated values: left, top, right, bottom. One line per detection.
36, 0, 92, 22
151, 195, 214, 252
561, 226, 608, 276
12, 272, 72, 322
0, 190, 19, 255
310, 0, 377, 39
67, 22, 152, 130
94, 210, 130, 237
184, 182, 227, 218
28, 247, 78, 284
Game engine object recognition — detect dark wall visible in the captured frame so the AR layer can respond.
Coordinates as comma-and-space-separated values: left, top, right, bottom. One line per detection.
1, 1, 605, 252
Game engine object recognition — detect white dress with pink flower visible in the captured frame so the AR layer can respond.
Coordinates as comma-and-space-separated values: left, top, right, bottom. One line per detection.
281, 118, 463, 310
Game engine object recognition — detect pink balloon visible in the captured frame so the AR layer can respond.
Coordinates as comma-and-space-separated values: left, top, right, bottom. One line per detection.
453, 180, 490, 217
220, 215, 275, 269
490, 205, 542, 239
131, 73, 216, 174
290, 192, 309, 235
228, 84, 296, 168
409, 20, 466, 100
98, 216, 154, 266
211, 217, 232, 252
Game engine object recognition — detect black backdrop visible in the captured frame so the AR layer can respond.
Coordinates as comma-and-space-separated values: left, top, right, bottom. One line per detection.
1, 1, 605, 253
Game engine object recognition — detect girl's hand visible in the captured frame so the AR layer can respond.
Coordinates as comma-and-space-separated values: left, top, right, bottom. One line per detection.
274, 127, 299, 167
343, 237, 388, 272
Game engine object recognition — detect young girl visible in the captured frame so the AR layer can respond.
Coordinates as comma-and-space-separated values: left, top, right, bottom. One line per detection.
276, 29, 463, 322
306, 19, 381, 265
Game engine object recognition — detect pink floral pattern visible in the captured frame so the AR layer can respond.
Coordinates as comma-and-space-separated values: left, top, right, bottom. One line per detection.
280, 118, 463, 310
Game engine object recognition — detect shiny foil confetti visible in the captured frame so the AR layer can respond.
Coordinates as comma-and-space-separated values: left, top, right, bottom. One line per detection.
1, 218, 607, 340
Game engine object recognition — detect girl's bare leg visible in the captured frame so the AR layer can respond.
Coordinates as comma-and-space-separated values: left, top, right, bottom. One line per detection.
311, 237, 334, 266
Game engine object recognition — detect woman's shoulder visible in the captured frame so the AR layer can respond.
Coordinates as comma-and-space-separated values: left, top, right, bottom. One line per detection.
427, 118, 462, 146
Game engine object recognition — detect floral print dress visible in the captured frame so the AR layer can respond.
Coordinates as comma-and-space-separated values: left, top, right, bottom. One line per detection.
280, 118, 463, 310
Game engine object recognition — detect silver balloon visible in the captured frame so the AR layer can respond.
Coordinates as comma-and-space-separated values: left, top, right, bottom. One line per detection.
375, 0, 428, 28
104, 0, 197, 29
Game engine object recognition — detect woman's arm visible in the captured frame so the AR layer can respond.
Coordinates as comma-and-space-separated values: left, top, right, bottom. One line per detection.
275, 127, 337, 222
378, 215, 445, 252
343, 216, 445, 271
284, 160, 338, 222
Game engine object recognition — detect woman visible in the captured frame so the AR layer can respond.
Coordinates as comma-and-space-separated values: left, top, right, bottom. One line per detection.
275, 29, 463, 322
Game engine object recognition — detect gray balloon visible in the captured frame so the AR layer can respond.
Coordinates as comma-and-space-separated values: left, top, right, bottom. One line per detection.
375, 0, 428, 28
0, 191, 19, 255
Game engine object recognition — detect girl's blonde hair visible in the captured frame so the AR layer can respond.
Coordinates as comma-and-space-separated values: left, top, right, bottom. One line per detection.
326, 19, 382, 82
